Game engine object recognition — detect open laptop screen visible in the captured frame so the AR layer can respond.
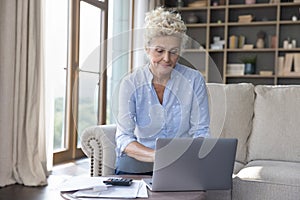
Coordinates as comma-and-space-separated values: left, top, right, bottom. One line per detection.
144, 137, 237, 191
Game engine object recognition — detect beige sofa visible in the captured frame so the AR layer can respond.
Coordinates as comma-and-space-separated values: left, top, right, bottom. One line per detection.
81, 83, 300, 200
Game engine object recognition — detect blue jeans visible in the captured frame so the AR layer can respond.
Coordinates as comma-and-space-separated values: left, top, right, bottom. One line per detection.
115, 155, 153, 175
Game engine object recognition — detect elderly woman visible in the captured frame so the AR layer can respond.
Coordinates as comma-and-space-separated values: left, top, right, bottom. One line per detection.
115, 7, 210, 175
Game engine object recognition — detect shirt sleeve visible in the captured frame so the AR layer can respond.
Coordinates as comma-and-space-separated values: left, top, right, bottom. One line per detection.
115, 77, 137, 157
188, 73, 210, 138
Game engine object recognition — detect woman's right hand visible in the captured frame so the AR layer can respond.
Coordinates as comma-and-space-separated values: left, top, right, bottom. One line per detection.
124, 141, 155, 162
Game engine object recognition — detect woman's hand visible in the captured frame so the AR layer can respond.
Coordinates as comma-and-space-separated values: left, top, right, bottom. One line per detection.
124, 141, 155, 162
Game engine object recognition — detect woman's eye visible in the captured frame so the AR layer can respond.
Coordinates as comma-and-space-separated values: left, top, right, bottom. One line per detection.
152, 47, 179, 56
170, 49, 179, 55
155, 49, 164, 54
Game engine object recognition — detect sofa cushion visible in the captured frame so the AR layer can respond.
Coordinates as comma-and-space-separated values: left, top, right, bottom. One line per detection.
248, 85, 300, 162
232, 161, 300, 200
207, 83, 255, 165
236, 160, 300, 186
233, 160, 300, 200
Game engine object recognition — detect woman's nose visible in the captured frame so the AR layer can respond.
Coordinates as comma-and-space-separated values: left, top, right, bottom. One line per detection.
163, 51, 170, 62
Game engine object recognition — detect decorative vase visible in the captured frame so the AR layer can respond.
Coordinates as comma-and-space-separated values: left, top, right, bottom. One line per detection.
256, 38, 264, 48
244, 63, 256, 74
187, 13, 199, 24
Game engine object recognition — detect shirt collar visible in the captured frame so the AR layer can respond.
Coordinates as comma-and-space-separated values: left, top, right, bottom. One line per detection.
145, 63, 180, 86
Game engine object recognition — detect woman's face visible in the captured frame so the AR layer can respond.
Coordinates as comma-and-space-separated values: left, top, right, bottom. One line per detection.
146, 36, 181, 78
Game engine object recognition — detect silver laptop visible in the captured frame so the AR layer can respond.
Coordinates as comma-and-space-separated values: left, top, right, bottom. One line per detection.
143, 137, 237, 191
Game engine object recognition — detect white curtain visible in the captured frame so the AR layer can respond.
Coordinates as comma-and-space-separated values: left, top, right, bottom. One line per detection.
0, 0, 47, 187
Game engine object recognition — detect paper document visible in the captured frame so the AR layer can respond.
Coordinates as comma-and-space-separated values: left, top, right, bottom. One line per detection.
59, 176, 109, 192
59, 176, 148, 199
136, 180, 148, 198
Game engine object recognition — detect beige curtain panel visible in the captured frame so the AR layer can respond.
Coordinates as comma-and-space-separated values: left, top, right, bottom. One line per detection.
0, 0, 47, 187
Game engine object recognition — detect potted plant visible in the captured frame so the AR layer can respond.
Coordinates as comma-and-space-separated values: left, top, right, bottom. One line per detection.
241, 55, 257, 74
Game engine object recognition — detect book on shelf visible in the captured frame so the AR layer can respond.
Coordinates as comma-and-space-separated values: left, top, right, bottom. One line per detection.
283, 53, 294, 75
238, 35, 245, 49
229, 35, 238, 49
283, 53, 300, 76
277, 56, 284, 76
294, 53, 300, 73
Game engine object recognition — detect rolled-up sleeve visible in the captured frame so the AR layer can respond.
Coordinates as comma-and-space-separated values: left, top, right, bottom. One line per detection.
115, 78, 137, 156
115, 128, 136, 157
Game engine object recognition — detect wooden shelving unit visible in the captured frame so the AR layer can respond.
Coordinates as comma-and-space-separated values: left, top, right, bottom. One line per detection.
165, 0, 300, 85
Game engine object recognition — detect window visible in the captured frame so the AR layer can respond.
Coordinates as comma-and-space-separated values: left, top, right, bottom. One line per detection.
44, 0, 69, 167
44, 0, 135, 164
77, 1, 103, 147
44, 0, 108, 164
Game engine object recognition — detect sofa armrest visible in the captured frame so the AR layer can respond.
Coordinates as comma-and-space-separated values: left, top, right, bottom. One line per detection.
81, 124, 117, 176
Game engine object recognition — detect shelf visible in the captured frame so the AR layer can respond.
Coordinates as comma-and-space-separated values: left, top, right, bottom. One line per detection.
209, 23, 226, 27
186, 23, 207, 28
226, 75, 275, 78
278, 48, 300, 52
209, 5, 227, 9
227, 48, 276, 52
183, 49, 206, 53
280, 2, 300, 7
279, 21, 300, 25
228, 21, 277, 26
176, 6, 208, 11
228, 3, 278, 9
165, 0, 300, 85
173, 2, 300, 10
277, 75, 300, 78
208, 49, 225, 52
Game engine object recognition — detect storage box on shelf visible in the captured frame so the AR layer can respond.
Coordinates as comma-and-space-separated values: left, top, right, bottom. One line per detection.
164, 0, 300, 85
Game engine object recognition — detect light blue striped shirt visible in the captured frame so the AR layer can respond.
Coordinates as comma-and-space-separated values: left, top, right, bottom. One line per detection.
115, 63, 210, 157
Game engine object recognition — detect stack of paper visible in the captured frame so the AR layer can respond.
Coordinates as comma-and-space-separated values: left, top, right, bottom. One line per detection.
238, 15, 253, 23
188, 0, 207, 7
227, 64, 245, 75
59, 176, 148, 199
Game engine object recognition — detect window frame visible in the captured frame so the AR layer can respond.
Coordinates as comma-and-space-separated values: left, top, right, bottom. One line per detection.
53, 0, 108, 164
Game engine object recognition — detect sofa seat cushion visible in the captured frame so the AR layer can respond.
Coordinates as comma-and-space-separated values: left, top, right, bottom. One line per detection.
233, 160, 300, 200
233, 175, 300, 200
207, 83, 255, 165
249, 85, 300, 163
236, 160, 300, 186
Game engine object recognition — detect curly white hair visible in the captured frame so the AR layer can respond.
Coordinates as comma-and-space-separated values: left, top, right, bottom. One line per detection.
144, 7, 187, 48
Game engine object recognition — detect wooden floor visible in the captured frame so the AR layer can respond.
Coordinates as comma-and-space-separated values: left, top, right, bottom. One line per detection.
0, 158, 90, 200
